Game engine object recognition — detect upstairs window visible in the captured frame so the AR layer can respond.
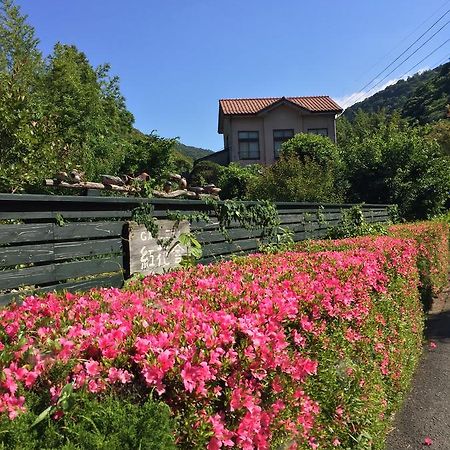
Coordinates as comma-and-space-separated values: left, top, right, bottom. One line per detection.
273, 129, 294, 158
238, 131, 260, 160
307, 128, 328, 136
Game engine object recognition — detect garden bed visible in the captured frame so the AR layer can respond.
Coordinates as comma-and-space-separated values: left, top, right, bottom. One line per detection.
0, 221, 448, 449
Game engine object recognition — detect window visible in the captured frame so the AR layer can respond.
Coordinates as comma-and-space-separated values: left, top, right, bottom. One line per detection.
238, 131, 260, 159
273, 129, 294, 158
307, 128, 328, 136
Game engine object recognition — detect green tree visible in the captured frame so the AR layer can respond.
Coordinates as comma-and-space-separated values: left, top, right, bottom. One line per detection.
188, 160, 223, 186
0, 0, 53, 192
426, 119, 450, 156
120, 129, 179, 180
337, 111, 450, 219
43, 43, 133, 179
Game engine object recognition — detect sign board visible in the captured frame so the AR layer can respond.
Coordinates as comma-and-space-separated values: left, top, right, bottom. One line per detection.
128, 220, 190, 275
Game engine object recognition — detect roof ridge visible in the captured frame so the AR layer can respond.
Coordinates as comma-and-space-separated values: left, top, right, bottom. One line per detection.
219, 95, 332, 101
219, 97, 280, 101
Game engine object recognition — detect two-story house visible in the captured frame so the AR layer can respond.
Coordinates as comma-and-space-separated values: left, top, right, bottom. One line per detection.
202, 96, 342, 166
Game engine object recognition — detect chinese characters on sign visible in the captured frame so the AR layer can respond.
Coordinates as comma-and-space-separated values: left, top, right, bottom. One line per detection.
128, 220, 190, 275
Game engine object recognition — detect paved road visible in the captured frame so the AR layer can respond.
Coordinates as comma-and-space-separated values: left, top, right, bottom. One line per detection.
386, 284, 450, 450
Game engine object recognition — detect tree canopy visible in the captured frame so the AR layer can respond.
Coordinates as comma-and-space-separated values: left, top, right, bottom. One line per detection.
0, 0, 179, 193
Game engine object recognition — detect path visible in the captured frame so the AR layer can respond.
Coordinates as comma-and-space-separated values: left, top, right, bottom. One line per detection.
386, 281, 450, 450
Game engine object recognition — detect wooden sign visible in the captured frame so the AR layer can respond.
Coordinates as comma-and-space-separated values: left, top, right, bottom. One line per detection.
128, 220, 190, 275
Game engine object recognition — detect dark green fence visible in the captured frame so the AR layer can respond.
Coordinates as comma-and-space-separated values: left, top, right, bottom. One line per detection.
0, 193, 392, 305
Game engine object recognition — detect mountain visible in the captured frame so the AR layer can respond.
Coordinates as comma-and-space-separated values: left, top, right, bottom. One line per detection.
176, 143, 214, 161
344, 62, 450, 124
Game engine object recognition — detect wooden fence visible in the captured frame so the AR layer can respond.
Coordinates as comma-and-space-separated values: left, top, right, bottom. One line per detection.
0, 193, 392, 305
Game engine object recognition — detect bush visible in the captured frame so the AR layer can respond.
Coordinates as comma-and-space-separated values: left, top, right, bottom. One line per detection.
337, 111, 450, 220
247, 155, 344, 202
326, 205, 389, 239
0, 392, 176, 450
299, 220, 449, 311
280, 133, 341, 168
188, 160, 223, 186
217, 163, 262, 199
389, 221, 449, 308
0, 231, 429, 449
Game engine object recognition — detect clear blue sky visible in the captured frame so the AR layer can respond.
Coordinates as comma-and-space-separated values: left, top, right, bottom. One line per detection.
16, 0, 450, 150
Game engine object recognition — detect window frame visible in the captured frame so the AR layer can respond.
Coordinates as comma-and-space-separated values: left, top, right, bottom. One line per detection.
238, 131, 260, 160
307, 128, 328, 137
273, 129, 295, 158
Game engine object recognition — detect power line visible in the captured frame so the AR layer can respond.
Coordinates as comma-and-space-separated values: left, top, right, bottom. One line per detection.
342, 41, 449, 114
399, 39, 449, 78
344, 18, 450, 108
351, 0, 450, 85
342, 8, 450, 108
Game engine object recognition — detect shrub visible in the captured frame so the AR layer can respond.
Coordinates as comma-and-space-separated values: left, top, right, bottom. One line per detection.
337, 111, 450, 220
389, 221, 449, 308
280, 133, 340, 168
0, 392, 176, 450
218, 163, 262, 199
247, 155, 343, 202
326, 205, 389, 239
0, 234, 426, 449
188, 160, 223, 186
299, 220, 449, 310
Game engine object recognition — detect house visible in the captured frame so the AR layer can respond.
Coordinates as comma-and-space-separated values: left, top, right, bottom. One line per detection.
201, 96, 342, 166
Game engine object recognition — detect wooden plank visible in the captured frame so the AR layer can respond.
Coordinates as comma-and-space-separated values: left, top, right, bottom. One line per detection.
54, 238, 122, 261
0, 256, 123, 290
0, 193, 394, 209
0, 223, 53, 245
0, 243, 54, 266
0, 273, 124, 306
277, 208, 342, 215
202, 239, 260, 258
53, 222, 124, 240
197, 228, 264, 244
0, 211, 132, 220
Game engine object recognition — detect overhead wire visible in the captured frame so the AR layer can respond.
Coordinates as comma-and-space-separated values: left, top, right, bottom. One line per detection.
343, 18, 450, 108
341, 8, 450, 108
350, 0, 450, 85
400, 39, 449, 77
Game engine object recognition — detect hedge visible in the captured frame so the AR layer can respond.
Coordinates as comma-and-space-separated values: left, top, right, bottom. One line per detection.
389, 221, 449, 307
299, 220, 449, 309
0, 221, 446, 449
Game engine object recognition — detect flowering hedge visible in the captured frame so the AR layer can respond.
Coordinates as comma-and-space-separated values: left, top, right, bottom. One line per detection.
299, 220, 449, 309
0, 231, 428, 449
389, 221, 449, 298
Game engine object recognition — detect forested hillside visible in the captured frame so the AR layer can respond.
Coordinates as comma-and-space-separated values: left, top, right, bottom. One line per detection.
176, 143, 213, 161
344, 62, 450, 124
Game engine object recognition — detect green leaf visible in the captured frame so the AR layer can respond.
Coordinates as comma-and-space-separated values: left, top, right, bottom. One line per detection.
31, 405, 53, 428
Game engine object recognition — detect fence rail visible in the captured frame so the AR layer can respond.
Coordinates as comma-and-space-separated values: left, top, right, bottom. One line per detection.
0, 193, 392, 305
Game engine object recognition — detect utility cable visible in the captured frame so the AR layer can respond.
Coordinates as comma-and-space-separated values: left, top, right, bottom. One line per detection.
344, 19, 450, 108
342, 8, 450, 108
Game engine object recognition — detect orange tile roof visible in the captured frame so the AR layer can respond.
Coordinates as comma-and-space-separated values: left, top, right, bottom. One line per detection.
219, 96, 342, 115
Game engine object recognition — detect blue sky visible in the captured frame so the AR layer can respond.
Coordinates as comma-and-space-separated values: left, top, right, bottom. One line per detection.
16, 0, 450, 150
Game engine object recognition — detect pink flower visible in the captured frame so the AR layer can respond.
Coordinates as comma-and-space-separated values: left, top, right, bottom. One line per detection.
85, 360, 100, 377
180, 362, 196, 393
429, 341, 437, 350
107, 367, 133, 384
423, 436, 433, 446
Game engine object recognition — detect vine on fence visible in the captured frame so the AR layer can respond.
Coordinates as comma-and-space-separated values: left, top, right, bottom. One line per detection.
131, 203, 159, 238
